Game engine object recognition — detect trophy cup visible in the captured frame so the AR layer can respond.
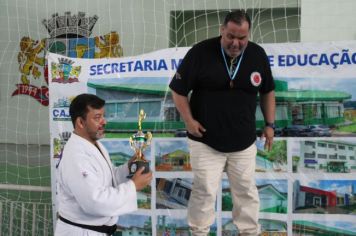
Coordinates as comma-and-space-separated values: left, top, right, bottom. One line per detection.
127, 109, 152, 178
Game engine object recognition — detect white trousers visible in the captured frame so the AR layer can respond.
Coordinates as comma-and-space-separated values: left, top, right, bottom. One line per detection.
187, 140, 260, 236
54, 219, 108, 236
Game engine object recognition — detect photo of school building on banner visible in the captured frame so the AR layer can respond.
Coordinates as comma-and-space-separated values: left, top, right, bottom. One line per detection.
48, 40, 356, 236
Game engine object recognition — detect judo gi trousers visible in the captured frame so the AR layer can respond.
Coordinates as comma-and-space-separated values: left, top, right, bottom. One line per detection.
187, 139, 260, 236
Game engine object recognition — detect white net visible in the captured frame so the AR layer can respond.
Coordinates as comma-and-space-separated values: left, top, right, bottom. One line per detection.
1, 0, 355, 235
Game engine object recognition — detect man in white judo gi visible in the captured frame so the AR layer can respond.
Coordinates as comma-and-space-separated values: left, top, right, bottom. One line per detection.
55, 93, 152, 236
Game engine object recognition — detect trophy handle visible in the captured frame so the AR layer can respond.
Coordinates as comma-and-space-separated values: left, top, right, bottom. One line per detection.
129, 136, 135, 152
139, 132, 152, 161
145, 132, 152, 145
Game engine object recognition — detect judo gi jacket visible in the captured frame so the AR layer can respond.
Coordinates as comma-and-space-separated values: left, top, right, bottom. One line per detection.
55, 133, 137, 234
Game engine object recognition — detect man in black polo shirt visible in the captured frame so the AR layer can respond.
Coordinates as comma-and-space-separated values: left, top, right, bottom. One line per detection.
169, 10, 275, 236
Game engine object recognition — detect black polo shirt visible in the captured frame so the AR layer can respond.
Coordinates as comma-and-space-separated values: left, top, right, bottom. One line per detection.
169, 36, 275, 152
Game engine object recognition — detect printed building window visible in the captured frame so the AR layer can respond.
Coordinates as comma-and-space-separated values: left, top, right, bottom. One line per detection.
305, 141, 315, 148
305, 152, 315, 158
318, 143, 327, 148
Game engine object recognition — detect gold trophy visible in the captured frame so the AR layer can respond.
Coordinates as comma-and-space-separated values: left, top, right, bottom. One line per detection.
127, 109, 152, 178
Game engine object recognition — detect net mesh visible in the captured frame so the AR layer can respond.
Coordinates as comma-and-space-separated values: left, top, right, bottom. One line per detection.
2, 0, 353, 235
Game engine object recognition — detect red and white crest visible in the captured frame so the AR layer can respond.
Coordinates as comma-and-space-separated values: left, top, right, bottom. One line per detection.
250, 72, 262, 87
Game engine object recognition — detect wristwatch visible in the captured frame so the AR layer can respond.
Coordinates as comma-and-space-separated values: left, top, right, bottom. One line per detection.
265, 122, 275, 130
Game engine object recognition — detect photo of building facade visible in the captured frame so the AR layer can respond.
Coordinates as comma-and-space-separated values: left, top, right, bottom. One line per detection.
222, 218, 287, 236
157, 215, 217, 236
115, 215, 152, 236
222, 179, 288, 213
156, 178, 192, 209
293, 220, 356, 236
293, 140, 356, 173
88, 78, 351, 134
256, 139, 287, 172
155, 139, 191, 171
293, 180, 356, 214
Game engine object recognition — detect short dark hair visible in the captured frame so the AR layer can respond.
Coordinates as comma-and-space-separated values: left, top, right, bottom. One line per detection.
223, 10, 251, 29
69, 93, 105, 127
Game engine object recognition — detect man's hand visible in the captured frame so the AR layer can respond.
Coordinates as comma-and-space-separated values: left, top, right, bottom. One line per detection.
171, 91, 206, 138
186, 119, 206, 137
131, 167, 152, 191
261, 127, 274, 151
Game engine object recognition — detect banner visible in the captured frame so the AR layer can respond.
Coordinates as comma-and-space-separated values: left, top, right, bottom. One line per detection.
49, 41, 356, 236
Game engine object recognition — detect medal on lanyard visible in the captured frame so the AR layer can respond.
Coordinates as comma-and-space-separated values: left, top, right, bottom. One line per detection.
221, 46, 245, 88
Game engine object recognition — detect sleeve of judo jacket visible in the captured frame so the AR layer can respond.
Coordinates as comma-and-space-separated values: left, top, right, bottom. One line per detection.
112, 163, 130, 184
62, 151, 138, 217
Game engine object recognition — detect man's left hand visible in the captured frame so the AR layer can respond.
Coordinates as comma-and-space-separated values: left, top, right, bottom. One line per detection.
261, 127, 274, 151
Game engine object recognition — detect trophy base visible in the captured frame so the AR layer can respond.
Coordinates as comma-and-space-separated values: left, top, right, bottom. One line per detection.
127, 160, 150, 178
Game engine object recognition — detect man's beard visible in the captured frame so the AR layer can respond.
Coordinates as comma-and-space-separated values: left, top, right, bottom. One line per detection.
86, 128, 105, 141
95, 130, 105, 140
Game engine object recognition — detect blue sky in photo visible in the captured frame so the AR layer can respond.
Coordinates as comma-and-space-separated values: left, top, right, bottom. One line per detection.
304, 180, 356, 194
222, 179, 287, 193
157, 216, 217, 229
118, 214, 151, 227
256, 179, 288, 193
222, 218, 235, 225
100, 139, 151, 157
157, 216, 188, 227
300, 221, 356, 233
155, 140, 189, 155
280, 77, 356, 100
256, 139, 265, 150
